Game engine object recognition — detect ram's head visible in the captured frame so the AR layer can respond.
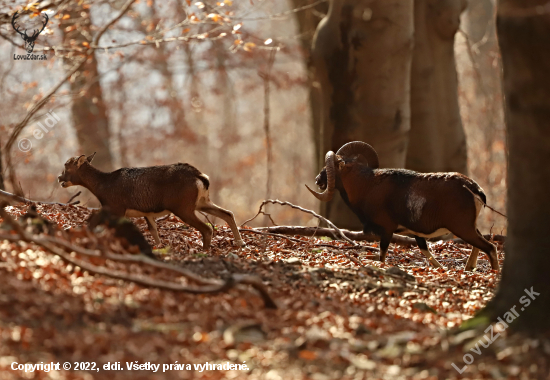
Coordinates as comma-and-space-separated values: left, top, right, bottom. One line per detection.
305, 141, 379, 202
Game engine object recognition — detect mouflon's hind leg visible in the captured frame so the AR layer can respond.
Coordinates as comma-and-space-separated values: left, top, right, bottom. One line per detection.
454, 227, 499, 272
414, 236, 444, 269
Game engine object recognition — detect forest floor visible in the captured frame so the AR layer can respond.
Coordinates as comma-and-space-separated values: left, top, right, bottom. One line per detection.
0, 203, 548, 380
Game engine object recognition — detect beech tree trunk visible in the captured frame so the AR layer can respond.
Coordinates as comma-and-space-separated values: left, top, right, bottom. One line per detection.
406, 0, 468, 173
488, 0, 550, 332
311, 0, 414, 229
60, 7, 113, 171
0, 145, 4, 190
289, 0, 327, 164
149, 1, 196, 143
461, 0, 507, 231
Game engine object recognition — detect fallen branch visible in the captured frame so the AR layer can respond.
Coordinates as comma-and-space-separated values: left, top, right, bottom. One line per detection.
0, 189, 86, 207
243, 200, 359, 246
254, 225, 417, 246
0, 189, 29, 205
253, 225, 506, 246
239, 228, 380, 252
242, 200, 364, 267
0, 208, 277, 308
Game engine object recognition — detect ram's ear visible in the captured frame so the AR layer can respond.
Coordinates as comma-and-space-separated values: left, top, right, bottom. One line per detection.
87, 152, 96, 163
76, 155, 87, 168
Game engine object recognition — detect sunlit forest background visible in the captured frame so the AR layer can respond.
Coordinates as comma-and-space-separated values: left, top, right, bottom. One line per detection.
0, 0, 506, 233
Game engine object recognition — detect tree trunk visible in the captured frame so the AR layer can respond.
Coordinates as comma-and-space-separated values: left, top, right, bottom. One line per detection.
461, 0, 507, 231
0, 144, 4, 190
406, 0, 468, 173
289, 0, 327, 165
60, 8, 113, 171
311, 0, 414, 229
488, 0, 550, 332
149, 2, 196, 143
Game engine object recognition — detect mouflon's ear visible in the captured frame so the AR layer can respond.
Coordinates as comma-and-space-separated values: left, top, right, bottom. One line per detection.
76, 155, 87, 168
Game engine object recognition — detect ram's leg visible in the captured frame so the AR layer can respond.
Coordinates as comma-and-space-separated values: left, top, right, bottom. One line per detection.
454, 227, 499, 272
414, 236, 444, 269
145, 216, 161, 245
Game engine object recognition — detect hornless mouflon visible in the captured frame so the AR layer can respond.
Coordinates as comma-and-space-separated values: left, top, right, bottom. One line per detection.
306, 141, 499, 272
58, 153, 245, 250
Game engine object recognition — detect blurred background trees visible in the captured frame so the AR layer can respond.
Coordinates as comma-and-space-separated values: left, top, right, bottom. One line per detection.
0, 0, 506, 233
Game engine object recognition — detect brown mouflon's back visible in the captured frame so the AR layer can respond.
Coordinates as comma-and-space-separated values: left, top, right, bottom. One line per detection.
113, 163, 205, 213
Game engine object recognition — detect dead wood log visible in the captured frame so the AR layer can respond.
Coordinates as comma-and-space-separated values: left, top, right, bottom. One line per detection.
253, 226, 505, 246
0, 189, 81, 206
254, 226, 417, 246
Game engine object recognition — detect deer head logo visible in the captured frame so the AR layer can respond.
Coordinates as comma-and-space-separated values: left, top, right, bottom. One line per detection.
11, 11, 48, 53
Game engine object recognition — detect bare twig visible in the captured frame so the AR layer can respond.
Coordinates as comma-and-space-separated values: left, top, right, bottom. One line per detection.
67, 191, 81, 205
240, 210, 278, 227
4, 0, 138, 193
242, 200, 363, 266
4, 57, 86, 194
238, 0, 328, 21
91, 0, 137, 48
243, 200, 359, 246
0, 189, 86, 207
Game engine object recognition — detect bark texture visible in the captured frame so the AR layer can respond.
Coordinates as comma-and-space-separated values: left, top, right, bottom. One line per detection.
0, 146, 4, 190
311, 0, 414, 229
406, 0, 468, 173
60, 8, 113, 171
289, 0, 327, 164
488, 0, 550, 332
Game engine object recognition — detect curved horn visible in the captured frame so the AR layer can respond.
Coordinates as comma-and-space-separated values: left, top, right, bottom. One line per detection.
336, 141, 379, 169
305, 151, 336, 202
